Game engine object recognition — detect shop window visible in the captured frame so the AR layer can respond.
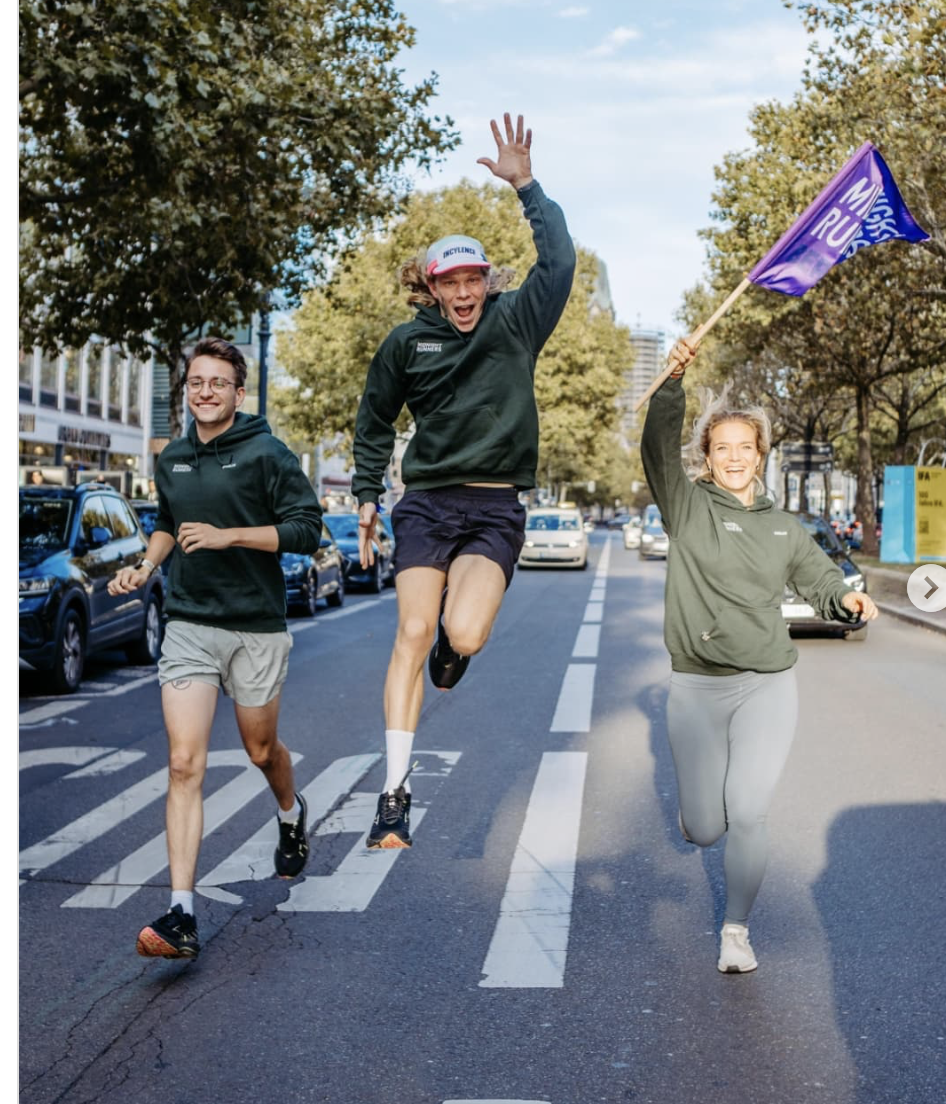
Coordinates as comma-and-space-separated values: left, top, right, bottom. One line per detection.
64, 349, 81, 412
86, 343, 103, 417
108, 347, 124, 420
39, 350, 59, 407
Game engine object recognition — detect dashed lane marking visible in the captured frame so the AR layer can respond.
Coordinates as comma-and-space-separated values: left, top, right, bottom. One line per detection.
479, 751, 588, 989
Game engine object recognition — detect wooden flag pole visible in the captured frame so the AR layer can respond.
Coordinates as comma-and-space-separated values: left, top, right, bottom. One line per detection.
632, 277, 752, 413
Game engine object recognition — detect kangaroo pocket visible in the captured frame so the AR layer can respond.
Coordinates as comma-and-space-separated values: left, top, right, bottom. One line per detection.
405, 404, 522, 479
692, 604, 793, 671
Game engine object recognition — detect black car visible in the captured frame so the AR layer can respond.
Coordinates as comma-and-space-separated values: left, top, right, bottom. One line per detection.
321, 512, 395, 593
280, 533, 345, 616
781, 511, 869, 641
19, 483, 165, 692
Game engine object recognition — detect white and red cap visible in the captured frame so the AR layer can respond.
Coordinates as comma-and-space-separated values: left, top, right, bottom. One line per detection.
425, 234, 490, 277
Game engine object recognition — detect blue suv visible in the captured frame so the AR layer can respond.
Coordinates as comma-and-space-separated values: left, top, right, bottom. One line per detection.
19, 483, 165, 693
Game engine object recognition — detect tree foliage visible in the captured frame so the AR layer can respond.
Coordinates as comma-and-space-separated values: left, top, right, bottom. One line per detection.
276, 181, 633, 490
678, 0, 946, 551
19, 0, 457, 434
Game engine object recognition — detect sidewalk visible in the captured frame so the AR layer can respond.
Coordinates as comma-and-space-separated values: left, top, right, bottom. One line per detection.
864, 565, 946, 636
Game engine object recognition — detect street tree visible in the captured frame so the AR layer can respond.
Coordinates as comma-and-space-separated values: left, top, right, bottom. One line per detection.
678, 1, 946, 551
277, 181, 632, 489
20, 0, 457, 435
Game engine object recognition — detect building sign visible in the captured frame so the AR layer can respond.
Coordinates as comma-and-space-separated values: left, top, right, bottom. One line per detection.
57, 426, 111, 449
916, 467, 946, 562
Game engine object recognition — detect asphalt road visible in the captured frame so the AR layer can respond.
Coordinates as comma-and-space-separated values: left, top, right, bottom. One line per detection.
19, 534, 946, 1104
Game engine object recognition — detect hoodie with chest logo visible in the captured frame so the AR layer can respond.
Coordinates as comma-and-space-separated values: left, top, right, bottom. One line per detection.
641, 377, 857, 675
352, 180, 576, 504
154, 412, 322, 631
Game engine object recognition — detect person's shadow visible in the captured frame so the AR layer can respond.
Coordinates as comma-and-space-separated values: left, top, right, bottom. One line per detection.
812, 803, 946, 1104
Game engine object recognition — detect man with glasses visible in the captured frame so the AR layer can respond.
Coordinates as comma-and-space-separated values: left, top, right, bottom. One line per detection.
109, 336, 322, 960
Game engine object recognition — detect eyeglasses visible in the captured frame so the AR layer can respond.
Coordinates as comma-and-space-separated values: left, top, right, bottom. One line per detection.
185, 376, 238, 392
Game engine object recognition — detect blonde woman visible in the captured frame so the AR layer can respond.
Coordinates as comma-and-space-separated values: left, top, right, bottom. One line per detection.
641, 338, 877, 973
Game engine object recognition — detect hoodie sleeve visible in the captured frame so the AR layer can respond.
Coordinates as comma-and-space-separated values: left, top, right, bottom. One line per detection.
268, 444, 323, 553
352, 332, 407, 506
786, 522, 859, 622
507, 181, 577, 356
640, 376, 695, 538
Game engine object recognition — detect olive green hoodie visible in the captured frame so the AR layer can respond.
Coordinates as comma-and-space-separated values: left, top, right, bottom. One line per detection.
352, 180, 576, 504
641, 377, 857, 675
154, 412, 322, 632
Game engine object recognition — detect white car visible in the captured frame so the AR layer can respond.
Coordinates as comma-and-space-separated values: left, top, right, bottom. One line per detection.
518, 507, 589, 569
623, 518, 642, 549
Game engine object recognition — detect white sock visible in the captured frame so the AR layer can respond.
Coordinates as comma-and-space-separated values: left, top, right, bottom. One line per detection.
278, 796, 302, 823
170, 890, 194, 916
384, 729, 415, 794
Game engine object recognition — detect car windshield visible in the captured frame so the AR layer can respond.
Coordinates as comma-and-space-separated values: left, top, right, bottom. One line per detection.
527, 514, 580, 531
323, 515, 360, 540
20, 497, 73, 554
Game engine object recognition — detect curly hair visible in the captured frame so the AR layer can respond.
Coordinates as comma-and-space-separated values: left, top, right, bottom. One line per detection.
399, 253, 516, 308
682, 380, 772, 498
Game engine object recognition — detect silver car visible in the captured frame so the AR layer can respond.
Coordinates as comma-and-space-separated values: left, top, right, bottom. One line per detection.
639, 519, 670, 559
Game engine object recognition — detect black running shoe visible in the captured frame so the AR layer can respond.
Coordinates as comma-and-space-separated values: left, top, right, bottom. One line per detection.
274, 792, 309, 878
366, 786, 412, 849
136, 905, 200, 959
428, 601, 470, 690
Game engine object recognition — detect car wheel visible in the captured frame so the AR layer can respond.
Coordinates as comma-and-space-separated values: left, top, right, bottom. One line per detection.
125, 591, 163, 665
366, 560, 382, 594
326, 571, 345, 607
843, 623, 869, 642
306, 570, 320, 617
51, 608, 85, 694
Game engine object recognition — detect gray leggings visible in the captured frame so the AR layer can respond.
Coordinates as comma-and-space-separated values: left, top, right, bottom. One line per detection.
667, 668, 798, 925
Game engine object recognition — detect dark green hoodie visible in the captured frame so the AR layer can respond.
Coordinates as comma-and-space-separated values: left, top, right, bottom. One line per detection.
352, 180, 576, 504
641, 377, 857, 675
154, 412, 322, 632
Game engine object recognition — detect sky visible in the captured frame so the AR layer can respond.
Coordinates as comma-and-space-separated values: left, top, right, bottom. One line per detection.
397, 0, 813, 337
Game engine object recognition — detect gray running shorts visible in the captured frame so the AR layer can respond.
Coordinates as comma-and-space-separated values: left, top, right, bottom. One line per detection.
158, 620, 293, 707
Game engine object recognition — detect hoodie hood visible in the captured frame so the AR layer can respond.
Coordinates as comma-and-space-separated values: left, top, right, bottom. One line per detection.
186, 412, 272, 468
698, 478, 775, 513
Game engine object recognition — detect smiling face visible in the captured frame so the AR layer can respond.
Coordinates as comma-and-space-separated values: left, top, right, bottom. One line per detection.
185, 354, 245, 441
706, 419, 762, 505
428, 266, 490, 333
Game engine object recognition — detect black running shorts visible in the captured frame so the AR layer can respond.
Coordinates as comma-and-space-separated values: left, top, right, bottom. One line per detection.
390, 485, 526, 588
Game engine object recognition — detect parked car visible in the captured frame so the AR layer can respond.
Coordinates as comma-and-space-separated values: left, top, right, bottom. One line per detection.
321, 512, 395, 592
280, 532, 345, 616
130, 499, 174, 588
639, 517, 670, 559
19, 483, 164, 693
518, 507, 588, 569
623, 517, 642, 550
781, 511, 869, 640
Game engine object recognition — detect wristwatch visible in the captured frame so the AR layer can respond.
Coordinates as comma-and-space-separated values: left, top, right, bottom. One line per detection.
138, 558, 157, 577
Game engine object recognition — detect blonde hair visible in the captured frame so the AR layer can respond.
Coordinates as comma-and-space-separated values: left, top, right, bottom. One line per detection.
399, 253, 516, 308
683, 380, 772, 498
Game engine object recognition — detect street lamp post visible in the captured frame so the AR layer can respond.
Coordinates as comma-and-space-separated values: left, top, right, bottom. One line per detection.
257, 299, 272, 418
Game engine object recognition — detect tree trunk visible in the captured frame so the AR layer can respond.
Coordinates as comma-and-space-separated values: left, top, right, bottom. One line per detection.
854, 385, 879, 557
166, 343, 186, 439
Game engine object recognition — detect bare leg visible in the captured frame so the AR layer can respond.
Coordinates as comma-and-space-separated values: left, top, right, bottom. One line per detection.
384, 566, 446, 731
161, 679, 218, 892
234, 692, 297, 810
442, 554, 508, 656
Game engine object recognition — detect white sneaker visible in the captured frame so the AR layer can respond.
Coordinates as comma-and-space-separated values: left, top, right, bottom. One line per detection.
717, 923, 758, 973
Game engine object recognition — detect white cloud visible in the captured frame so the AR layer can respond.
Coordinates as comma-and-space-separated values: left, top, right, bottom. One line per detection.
557, 6, 590, 16
587, 26, 642, 57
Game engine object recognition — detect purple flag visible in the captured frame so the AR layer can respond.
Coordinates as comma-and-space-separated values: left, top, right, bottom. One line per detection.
748, 142, 929, 296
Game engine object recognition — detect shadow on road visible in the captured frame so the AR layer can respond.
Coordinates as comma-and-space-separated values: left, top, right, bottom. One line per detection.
812, 802, 946, 1104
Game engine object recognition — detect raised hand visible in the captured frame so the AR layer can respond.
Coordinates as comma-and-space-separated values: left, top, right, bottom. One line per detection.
476, 112, 534, 191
